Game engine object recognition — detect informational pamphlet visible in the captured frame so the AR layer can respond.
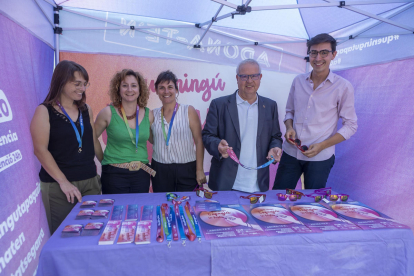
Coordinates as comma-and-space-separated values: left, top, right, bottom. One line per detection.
285, 203, 361, 232
249, 204, 318, 236
81, 222, 104, 236
322, 201, 410, 230
140, 205, 154, 221
91, 210, 110, 219
195, 200, 221, 212
110, 205, 124, 221
125, 204, 139, 221
99, 220, 122, 245
135, 205, 153, 244
117, 221, 137, 244
196, 204, 266, 240
75, 209, 94, 220
98, 199, 115, 207
61, 224, 83, 237
80, 200, 97, 208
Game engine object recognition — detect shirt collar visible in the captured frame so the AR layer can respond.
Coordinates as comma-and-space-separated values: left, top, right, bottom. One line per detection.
306, 70, 335, 84
236, 91, 258, 106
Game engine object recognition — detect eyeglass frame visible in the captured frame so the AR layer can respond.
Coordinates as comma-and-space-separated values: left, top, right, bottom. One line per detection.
194, 186, 217, 199
307, 50, 334, 58
288, 138, 308, 153
277, 193, 298, 201
237, 73, 261, 81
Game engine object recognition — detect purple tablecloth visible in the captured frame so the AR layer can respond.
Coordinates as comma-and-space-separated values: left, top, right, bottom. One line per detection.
37, 191, 414, 276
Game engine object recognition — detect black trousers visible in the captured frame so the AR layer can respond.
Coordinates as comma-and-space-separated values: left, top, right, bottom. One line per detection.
151, 159, 198, 193
101, 165, 150, 194
273, 152, 335, 190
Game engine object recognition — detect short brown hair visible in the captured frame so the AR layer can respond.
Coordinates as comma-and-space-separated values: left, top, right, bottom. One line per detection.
155, 70, 179, 91
109, 69, 149, 108
307, 33, 337, 53
43, 60, 89, 111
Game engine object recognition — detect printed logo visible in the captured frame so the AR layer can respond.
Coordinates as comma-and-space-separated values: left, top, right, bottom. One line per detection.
0, 90, 13, 123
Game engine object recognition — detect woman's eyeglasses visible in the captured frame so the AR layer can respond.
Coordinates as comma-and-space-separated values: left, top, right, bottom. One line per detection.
240, 194, 266, 204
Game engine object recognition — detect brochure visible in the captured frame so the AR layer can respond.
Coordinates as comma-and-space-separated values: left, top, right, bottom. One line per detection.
322, 201, 410, 230
126, 204, 139, 221
98, 199, 115, 207
195, 200, 221, 212
117, 221, 137, 244
80, 200, 97, 208
75, 209, 94, 220
99, 220, 122, 245
110, 205, 124, 221
61, 224, 83, 237
249, 204, 317, 236
81, 222, 104, 236
140, 205, 154, 221
285, 203, 361, 232
135, 221, 152, 244
91, 210, 110, 219
196, 204, 266, 240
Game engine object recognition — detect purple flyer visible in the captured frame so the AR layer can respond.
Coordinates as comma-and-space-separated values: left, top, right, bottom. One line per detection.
322, 201, 410, 230
249, 204, 317, 236
284, 202, 361, 232
196, 204, 266, 240
126, 205, 139, 221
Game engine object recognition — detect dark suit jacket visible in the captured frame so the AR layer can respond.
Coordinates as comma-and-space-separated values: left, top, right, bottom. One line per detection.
202, 90, 283, 192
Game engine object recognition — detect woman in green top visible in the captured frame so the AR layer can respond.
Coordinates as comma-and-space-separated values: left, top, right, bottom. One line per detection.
95, 69, 154, 194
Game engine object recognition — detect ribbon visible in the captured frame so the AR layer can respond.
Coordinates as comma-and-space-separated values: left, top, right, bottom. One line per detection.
179, 205, 196, 242
120, 104, 139, 153
166, 193, 178, 201
169, 206, 179, 241
185, 202, 202, 242
161, 103, 178, 146
227, 149, 274, 170
174, 204, 187, 245
171, 196, 190, 206
156, 206, 164, 243
56, 101, 84, 152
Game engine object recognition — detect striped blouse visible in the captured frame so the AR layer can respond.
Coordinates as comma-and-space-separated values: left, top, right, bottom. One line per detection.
151, 104, 196, 164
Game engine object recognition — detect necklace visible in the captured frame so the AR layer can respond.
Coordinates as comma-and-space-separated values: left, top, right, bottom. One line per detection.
118, 106, 136, 120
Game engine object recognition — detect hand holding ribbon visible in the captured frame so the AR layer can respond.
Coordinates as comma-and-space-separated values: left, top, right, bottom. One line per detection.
227, 148, 274, 170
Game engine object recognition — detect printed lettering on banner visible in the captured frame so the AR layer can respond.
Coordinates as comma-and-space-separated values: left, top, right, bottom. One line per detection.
0, 90, 13, 123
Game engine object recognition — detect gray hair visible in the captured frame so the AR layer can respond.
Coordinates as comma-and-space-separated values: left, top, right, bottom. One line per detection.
236, 59, 261, 74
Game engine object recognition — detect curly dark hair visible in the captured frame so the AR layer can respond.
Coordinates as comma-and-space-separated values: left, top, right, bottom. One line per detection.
109, 69, 149, 108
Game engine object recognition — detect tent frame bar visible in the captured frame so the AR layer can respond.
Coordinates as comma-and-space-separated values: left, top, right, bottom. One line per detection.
43, 0, 57, 8
195, 0, 226, 46
33, 0, 54, 28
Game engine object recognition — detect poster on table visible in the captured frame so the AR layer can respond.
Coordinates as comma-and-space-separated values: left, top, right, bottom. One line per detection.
321, 201, 410, 230
284, 203, 362, 232
197, 204, 265, 240
248, 204, 318, 236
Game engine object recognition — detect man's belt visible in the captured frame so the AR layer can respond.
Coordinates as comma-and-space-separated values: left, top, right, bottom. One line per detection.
110, 161, 156, 177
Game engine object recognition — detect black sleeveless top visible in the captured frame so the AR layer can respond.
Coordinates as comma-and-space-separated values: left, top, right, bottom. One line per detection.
39, 104, 96, 182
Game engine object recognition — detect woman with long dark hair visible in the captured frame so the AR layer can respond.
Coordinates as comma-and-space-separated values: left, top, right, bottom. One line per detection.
31, 60, 101, 235
94, 69, 154, 194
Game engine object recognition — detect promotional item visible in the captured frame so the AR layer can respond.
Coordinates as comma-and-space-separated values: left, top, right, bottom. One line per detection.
80, 200, 97, 208
98, 199, 115, 206
61, 224, 83, 237
110, 205, 124, 221
81, 222, 104, 236
227, 148, 274, 170
174, 204, 187, 245
195, 200, 221, 212
156, 205, 164, 243
99, 220, 122, 245
75, 209, 94, 220
126, 204, 139, 220
91, 210, 110, 219
117, 221, 137, 244
185, 202, 203, 242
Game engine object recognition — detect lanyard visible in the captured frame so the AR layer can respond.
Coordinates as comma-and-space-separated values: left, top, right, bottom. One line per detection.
161, 103, 178, 146
185, 202, 202, 242
156, 206, 164, 243
161, 204, 172, 247
169, 206, 179, 241
227, 149, 274, 170
56, 101, 84, 153
179, 205, 196, 242
174, 204, 187, 245
120, 104, 140, 153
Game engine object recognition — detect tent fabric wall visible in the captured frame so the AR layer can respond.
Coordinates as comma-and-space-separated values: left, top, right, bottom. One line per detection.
327, 57, 414, 230
0, 13, 53, 276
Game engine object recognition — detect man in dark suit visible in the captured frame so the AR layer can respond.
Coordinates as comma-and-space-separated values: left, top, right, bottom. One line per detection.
202, 59, 283, 192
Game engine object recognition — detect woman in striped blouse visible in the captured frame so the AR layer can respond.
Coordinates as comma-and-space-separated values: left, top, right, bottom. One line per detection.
150, 70, 207, 192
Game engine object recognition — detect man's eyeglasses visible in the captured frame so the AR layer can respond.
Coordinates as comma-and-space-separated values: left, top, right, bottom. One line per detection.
289, 138, 308, 152
237, 74, 261, 81
72, 81, 90, 89
240, 194, 266, 204
308, 50, 333, 58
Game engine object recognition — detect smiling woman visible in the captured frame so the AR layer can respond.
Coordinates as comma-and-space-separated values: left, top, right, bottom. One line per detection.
94, 69, 154, 194
30, 60, 102, 235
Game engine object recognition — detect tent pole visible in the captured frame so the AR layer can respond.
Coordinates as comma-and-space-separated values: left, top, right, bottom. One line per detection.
54, 6, 61, 64
196, 1, 225, 46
